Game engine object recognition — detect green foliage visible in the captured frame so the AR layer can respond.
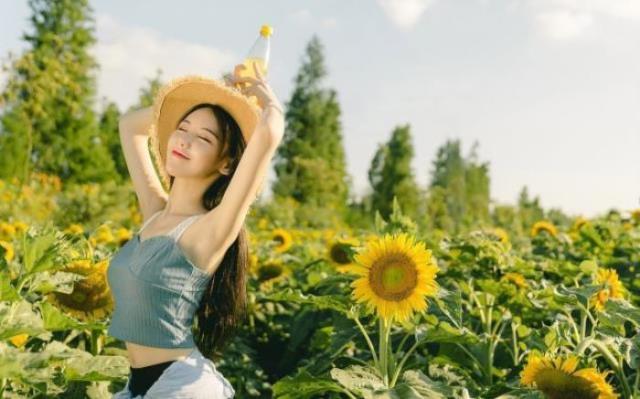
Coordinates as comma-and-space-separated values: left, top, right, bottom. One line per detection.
367, 124, 422, 222
0, 0, 118, 184
426, 139, 491, 234
272, 35, 351, 222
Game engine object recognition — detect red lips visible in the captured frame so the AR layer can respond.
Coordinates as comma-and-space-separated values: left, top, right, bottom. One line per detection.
172, 149, 190, 159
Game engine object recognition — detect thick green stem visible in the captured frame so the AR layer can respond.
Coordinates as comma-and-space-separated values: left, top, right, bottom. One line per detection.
378, 318, 391, 386
511, 322, 520, 366
579, 310, 588, 342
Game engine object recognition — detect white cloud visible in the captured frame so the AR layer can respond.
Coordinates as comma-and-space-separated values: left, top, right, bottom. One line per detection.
535, 9, 594, 40
522, 0, 640, 41
288, 9, 338, 29
377, 0, 436, 30
321, 17, 338, 28
288, 9, 312, 23
91, 13, 238, 110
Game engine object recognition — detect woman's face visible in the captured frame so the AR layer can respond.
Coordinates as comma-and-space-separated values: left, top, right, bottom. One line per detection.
165, 106, 228, 180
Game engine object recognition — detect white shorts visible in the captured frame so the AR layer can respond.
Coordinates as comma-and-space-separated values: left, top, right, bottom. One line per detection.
111, 346, 235, 398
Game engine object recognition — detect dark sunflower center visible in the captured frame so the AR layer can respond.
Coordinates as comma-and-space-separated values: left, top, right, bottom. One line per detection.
330, 244, 351, 264
258, 264, 283, 281
535, 370, 599, 399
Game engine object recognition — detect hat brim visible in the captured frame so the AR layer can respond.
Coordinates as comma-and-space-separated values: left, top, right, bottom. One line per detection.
149, 75, 261, 190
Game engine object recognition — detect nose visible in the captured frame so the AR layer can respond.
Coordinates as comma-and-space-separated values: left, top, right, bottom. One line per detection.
178, 132, 192, 148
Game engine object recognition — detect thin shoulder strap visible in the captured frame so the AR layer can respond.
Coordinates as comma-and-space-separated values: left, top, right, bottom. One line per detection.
138, 210, 162, 233
168, 214, 205, 242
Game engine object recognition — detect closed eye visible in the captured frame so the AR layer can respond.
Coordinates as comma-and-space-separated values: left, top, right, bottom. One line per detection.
179, 127, 211, 143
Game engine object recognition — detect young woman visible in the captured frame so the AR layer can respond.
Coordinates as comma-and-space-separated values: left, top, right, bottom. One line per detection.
108, 62, 285, 398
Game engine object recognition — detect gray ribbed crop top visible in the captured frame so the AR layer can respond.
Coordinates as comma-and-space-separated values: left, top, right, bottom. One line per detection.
106, 210, 213, 348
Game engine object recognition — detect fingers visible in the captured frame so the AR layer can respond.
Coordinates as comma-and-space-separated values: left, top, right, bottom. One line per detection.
253, 61, 263, 81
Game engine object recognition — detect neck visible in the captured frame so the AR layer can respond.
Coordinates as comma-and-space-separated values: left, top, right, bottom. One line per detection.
165, 175, 214, 216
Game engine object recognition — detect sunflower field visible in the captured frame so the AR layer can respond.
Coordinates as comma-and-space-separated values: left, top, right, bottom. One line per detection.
0, 174, 639, 399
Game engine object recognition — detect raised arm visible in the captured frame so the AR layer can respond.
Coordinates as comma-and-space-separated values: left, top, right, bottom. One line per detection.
118, 106, 169, 222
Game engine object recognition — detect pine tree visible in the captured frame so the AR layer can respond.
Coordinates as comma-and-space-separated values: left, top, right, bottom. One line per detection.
272, 35, 351, 213
367, 124, 421, 220
0, 0, 117, 183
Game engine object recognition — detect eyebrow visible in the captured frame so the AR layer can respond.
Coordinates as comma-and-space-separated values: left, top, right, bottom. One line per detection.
181, 119, 219, 138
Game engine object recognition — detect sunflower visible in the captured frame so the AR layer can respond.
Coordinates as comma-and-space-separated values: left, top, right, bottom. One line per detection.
12, 221, 28, 235
0, 221, 17, 241
487, 227, 509, 244
631, 209, 640, 224
271, 228, 293, 253
115, 227, 133, 246
257, 217, 269, 230
572, 216, 589, 231
9, 333, 28, 348
253, 259, 291, 291
64, 224, 84, 235
531, 221, 558, 238
502, 272, 528, 289
521, 353, 618, 399
92, 225, 115, 245
248, 253, 259, 274
327, 237, 360, 274
590, 268, 625, 311
47, 259, 114, 321
0, 240, 14, 263
342, 233, 439, 324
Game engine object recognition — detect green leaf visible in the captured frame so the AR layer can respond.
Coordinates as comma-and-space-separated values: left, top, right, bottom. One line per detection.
553, 284, 600, 308
272, 370, 347, 398
0, 299, 46, 340
599, 299, 640, 328
258, 288, 350, 315
433, 288, 463, 328
30, 271, 84, 295
330, 365, 384, 393
63, 354, 130, 382
22, 227, 64, 275
39, 301, 104, 331
415, 322, 478, 345
0, 270, 20, 302
395, 369, 454, 398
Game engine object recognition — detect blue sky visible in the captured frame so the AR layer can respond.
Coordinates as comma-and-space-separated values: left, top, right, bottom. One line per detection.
2, 0, 639, 218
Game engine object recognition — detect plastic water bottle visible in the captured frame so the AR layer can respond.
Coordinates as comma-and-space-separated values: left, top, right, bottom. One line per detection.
241, 24, 272, 79
233, 24, 272, 106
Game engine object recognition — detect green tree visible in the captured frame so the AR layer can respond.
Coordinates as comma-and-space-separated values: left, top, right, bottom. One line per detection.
517, 185, 545, 230
426, 139, 491, 233
0, 0, 117, 183
463, 141, 491, 228
272, 35, 351, 220
97, 100, 126, 181
367, 124, 421, 220
128, 69, 163, 111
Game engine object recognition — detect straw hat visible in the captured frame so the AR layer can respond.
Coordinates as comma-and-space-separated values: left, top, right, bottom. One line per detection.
148, 74, 262, 190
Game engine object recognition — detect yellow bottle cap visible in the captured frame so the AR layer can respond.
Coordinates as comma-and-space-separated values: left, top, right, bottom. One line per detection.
260, 24, 273, 37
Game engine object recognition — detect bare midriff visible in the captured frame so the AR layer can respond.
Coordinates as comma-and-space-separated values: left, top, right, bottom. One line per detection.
125, 342, 194, 368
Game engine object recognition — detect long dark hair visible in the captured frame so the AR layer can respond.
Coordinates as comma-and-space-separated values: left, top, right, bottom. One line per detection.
169, 102, 249, 361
